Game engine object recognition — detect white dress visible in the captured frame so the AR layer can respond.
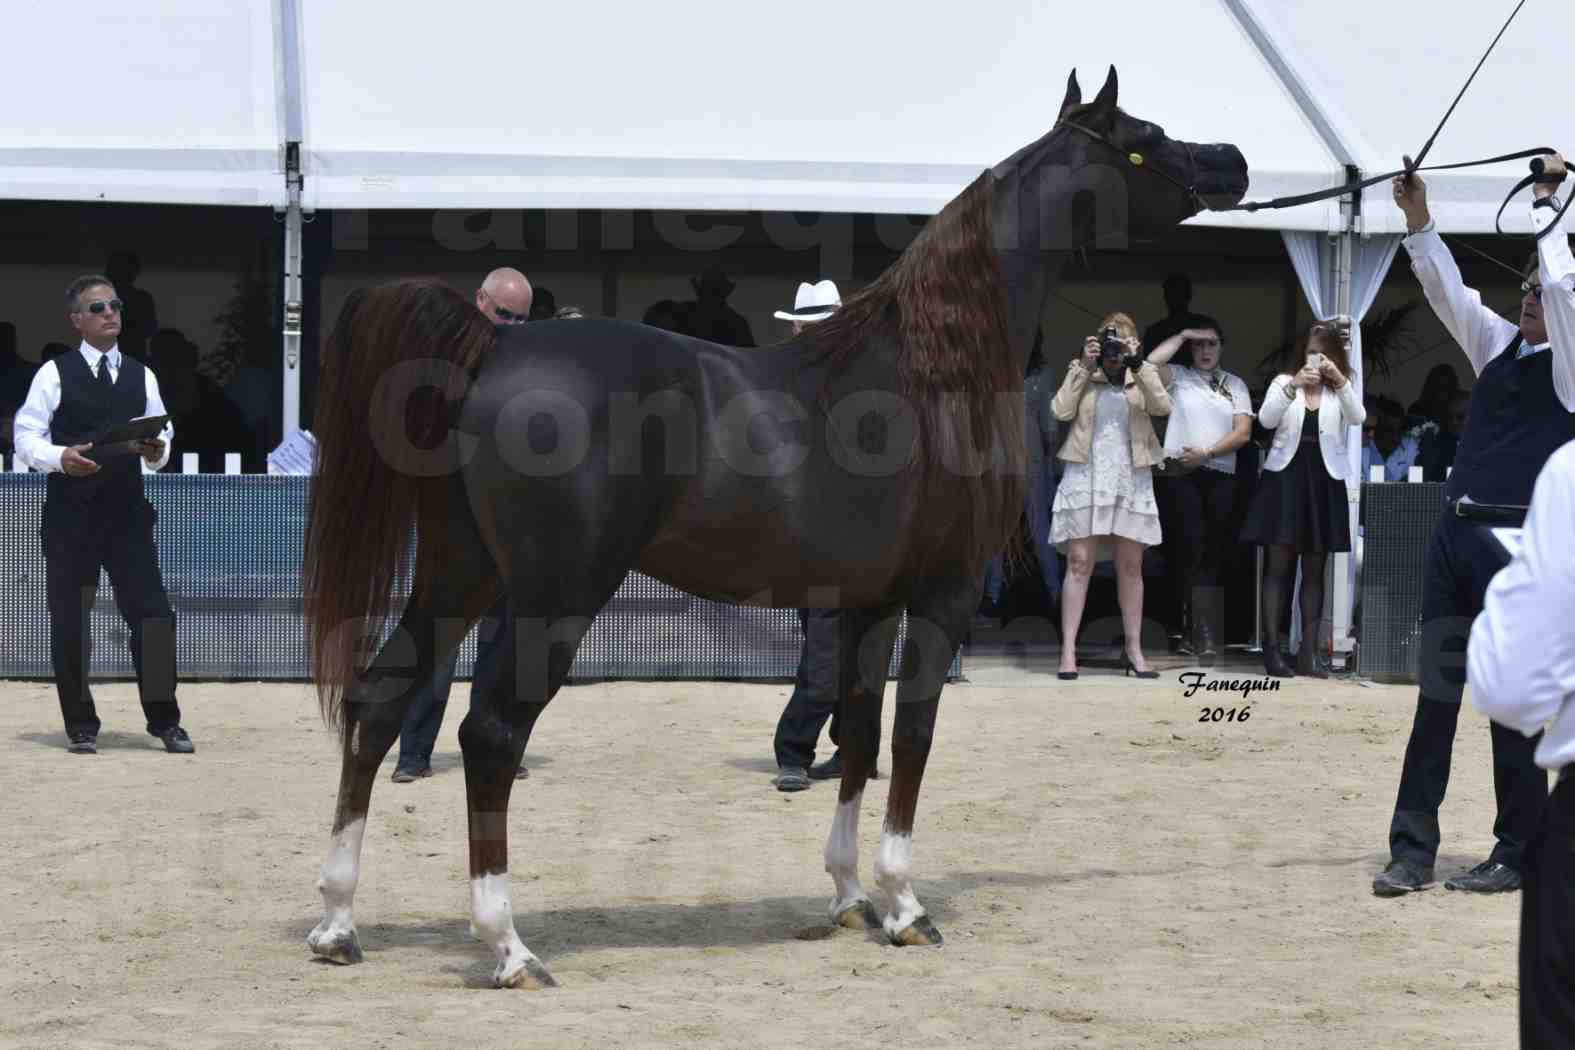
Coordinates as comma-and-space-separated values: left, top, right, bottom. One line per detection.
1050, 385, 1163, 560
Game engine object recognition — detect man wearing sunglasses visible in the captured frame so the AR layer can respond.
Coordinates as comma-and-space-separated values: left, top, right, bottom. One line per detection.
475, 267, 533, 326
11, 274, 193, 756
1374, 157, 1575, 898
389, 265, 535, 784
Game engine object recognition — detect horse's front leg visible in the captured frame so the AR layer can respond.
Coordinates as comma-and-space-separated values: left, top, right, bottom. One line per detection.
822, 608, 899, 932
875, 598, 967, 947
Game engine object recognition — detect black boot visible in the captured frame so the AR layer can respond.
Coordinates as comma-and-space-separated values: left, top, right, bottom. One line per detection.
1263, 641, 1296, 678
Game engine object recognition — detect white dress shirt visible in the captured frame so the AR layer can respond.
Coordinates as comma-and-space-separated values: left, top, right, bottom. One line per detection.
1402, 204, 1575, 413
1468, 439, 1575, 770
12, 343, 174, 473
1162, 365, 1252, 474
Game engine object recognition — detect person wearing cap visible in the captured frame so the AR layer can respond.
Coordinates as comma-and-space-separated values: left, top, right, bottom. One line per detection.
1374, 157, 1575, 898
768, 280, 877, 791
1466, 438, 1575, 1044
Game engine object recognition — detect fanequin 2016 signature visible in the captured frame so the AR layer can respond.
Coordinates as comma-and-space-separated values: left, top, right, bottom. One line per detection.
1177, 672, 1282, 700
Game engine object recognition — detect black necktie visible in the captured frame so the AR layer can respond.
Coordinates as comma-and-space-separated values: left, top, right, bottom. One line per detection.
96, 357, 113, 390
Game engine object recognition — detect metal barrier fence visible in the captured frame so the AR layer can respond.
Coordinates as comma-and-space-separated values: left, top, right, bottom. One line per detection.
0, 474, 957, 682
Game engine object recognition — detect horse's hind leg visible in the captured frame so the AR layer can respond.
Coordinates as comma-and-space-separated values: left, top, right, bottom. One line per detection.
308, 498, 499, 965
459, 567, 630, 989
875, 585, 971, 947
821, 607, 900, 932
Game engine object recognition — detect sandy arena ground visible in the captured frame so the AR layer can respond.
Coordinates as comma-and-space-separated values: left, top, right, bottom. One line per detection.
0, 656, 1525, 1050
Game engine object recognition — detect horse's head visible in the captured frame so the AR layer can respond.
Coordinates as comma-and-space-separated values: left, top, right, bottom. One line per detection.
992, 66, 1249, 250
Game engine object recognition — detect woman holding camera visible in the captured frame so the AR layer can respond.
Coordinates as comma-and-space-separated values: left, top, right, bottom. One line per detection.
1050, 313, 1192, 679
1242, 321, 1366, 678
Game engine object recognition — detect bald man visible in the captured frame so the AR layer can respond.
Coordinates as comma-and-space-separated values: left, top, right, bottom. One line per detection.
476, 268, 533, 326
392, 267, 534, 783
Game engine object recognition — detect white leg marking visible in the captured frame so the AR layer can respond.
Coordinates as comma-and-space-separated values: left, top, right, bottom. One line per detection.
823, 794, 871, 920
470, 873, 545, 987
874, 821, 925, 939
308, 818, 365, 961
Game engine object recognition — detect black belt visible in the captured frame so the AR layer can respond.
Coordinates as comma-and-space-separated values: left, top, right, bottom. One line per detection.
1450, 498, 1529, 526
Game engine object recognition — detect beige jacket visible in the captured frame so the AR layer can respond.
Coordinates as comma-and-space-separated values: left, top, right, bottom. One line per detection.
1051, 360, 1173, 467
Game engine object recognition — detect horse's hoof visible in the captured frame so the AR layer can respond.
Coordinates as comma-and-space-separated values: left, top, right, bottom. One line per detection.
495, 956, 558, 990
307, 925, 364, 965
833, 899, 882, 931
889, 915, 944, 948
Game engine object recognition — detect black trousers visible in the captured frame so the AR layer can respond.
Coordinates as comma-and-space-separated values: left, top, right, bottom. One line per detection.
1521, 771, 1575, 1048
1156, 467, 1236, 639
44, 500, 179, 738
1388, 511, 1546, 870
774, 608, 870, 770
395, 596, 508, 772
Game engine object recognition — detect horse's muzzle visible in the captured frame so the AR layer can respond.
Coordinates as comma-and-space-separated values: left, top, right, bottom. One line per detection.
1189, 143, 1249, 209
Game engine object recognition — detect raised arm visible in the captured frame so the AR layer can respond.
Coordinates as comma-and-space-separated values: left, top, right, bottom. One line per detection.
1393, 169, 1519, 375
1533, 189, 1575, 411
1145, 328, 1209, 367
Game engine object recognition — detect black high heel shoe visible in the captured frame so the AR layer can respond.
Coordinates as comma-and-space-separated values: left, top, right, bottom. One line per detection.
1122, 656, 1159, 679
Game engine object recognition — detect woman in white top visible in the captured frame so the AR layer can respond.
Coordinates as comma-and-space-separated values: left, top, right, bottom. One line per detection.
1154, 319, 1254, 665
1050, 313, 1199, 679
1241, 321, 1365, 677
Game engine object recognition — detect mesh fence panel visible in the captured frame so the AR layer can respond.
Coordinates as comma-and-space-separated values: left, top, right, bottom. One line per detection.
1357, 482, 1446, 684
0, 474, 958, 682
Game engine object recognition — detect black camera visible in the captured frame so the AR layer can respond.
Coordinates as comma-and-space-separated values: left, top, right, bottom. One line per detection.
1100, 326, 1125, 358
1099, 326, 1141, 370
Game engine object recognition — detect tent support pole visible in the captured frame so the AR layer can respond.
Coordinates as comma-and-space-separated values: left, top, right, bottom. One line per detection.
280, 141, 304, 437
1331, 165, 1360, 664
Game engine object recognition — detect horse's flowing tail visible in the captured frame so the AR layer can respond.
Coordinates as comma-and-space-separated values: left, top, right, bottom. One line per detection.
302, 280, 495, 731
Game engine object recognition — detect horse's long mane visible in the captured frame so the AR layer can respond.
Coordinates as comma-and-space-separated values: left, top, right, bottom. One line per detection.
809, 171, 1026, 570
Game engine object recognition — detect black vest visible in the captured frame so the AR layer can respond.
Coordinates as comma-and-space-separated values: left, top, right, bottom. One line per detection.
46, 349, 149, 512
1447, 335, 1575, 506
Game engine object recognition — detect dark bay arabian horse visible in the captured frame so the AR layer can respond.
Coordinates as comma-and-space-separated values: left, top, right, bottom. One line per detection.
302, 67, 1248, 988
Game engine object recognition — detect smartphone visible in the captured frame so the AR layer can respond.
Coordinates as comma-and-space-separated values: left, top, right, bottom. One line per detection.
1306, 352, 1323, 369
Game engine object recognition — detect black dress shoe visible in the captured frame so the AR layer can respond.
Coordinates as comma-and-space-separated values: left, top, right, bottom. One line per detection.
1444, 860, 1522, 893
66, 732, 97, 755
1373, 858, 1435, 897
157, 726, 195, 754
1057, 670, 1079, 680
808, 753, 843, 780
774, 766, 810, 792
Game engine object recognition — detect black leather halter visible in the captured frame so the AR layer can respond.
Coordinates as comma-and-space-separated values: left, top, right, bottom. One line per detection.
1054, 119, 1205, 212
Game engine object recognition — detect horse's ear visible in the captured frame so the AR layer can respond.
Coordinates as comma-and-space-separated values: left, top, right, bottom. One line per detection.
1059, 69, 1081, 117
1091, 65, 1119, 115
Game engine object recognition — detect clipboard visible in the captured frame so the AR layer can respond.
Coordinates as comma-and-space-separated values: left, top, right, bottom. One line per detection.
91, 414, 168, 448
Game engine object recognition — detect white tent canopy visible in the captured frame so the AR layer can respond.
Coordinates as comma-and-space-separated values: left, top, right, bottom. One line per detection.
4, 0, 1564, 232
0, 0, 283, 207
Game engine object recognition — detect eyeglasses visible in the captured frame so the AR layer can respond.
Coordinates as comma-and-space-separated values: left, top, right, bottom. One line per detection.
77, 298, 124, 316
1521, 280, 1543, 301
480, 289, 528, 324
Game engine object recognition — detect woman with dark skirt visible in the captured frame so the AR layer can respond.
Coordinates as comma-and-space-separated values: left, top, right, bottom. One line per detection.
1242, 321, 1365, 677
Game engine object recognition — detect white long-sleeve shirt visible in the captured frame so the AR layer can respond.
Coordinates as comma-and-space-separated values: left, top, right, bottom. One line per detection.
1402, 204, 1575, 412
12, 343, 173, 473
1467, 439, 1575, 771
